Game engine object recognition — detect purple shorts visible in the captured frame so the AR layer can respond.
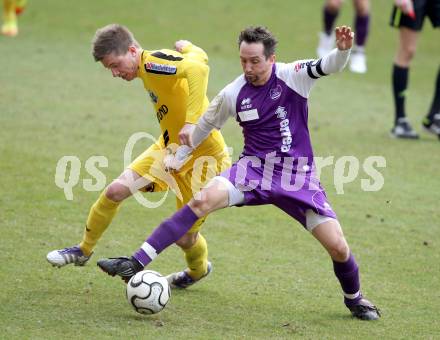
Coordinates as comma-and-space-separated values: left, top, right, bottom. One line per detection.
221, 157, 337, 228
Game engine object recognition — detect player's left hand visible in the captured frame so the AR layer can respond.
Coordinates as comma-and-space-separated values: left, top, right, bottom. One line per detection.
175, 40, 192, 53
163, 145, 193, 172
335, 26, 354, 51
178, 123, 196, 147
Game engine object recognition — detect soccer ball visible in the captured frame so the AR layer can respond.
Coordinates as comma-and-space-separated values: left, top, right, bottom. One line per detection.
126, 270, 171, 314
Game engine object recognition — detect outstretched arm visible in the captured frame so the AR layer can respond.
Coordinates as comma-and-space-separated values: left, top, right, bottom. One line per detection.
321, 25, 353, 74
335, 25, 353, 51
282, 26, 354, 99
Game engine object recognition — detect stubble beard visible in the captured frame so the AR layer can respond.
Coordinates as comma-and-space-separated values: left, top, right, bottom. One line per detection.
245, 74, 258, 84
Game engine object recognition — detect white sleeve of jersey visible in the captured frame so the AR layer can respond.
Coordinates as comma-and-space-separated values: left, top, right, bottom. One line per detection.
321, 48, 350, 74
193, 90, 231, 139
192, 75, 244, 147
171, 87, 230, 164
276, 48, 351, 98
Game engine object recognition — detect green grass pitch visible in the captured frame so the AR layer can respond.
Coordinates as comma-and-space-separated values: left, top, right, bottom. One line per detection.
1, 0, 439, 338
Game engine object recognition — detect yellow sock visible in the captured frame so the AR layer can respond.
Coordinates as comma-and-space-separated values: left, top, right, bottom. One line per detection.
184, 233, 208, 280
79, 191, 120, 256
3, 0, 16, 22
15, 0, 26, 8
2, 0, 17, 36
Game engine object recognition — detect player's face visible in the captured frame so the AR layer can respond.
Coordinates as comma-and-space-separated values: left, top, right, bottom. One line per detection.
101, 47, 139, 81
239, 42, 275, 86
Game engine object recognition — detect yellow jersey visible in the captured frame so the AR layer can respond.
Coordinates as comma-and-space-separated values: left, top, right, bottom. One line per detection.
136, 43, 227, 172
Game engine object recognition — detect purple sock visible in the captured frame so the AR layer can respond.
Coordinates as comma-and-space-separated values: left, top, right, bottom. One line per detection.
323, 6, 339, 35
354, 14, 370, 47
133, 205, 198, 266
333, 253, 362, 306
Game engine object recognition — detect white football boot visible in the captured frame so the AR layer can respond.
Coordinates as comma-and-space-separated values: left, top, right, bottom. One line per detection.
317, 32, 334, 58
47, 245, 92, 267
349, 46, 367, 74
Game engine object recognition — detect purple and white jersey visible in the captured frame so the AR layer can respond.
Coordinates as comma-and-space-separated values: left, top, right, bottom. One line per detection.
228, 61, 315, 164
193, 48, 350, 172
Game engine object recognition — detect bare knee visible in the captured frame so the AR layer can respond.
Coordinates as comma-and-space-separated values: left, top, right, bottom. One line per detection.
188, 189, 220, 217
189, 196, 213, 217
354, 0, 369, 16
312, 219, 350, 261
175, 232, 198, 249
326, 0, 342, 12
105, 181, 132, 202
397, 44, 416, 65
403, 45, 417, 62
328, 239, 350, 262
395, 29, 419, 66
187, 178, 230, 217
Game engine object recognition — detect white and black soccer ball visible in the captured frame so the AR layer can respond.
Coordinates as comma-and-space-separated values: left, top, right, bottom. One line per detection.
126, 270, 171, 314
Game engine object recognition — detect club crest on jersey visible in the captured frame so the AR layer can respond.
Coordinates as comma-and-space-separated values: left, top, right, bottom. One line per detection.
240, 97, 252, 110
270, 85, 282, 100
145, 62, 177, 75
148, 90, 158, 103
294, 61, 311, 72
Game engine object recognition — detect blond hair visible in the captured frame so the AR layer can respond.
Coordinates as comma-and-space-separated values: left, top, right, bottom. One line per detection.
92, 24, 139, 61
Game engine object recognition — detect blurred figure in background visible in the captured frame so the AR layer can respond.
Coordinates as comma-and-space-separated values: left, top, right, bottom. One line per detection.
390, 0, 440, 140
317, 0, 370, 73
1, 0, 26, 36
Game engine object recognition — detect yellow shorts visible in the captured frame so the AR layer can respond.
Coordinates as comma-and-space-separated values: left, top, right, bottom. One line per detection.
128, 138, 231, 233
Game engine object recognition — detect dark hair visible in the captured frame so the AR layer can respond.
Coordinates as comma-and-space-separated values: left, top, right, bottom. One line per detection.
92, 24, 139, 61
238, 26, 277, 58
